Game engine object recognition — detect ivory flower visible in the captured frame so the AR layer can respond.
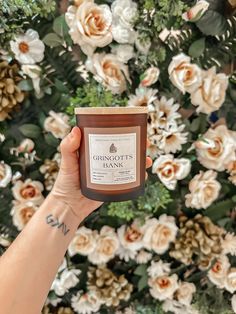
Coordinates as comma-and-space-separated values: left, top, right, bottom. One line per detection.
143, 215, 178, 254
225, 268, 236, 293
195, 125, 236, 171
18, 138, 35, 153
135, 250, 152, 264
191, 67, 228, 114
147, 260, 171, 278
68, 226, 98, 257
65, 2, 112, 56
117, 220, 145, 251
208, 255, 230, 288
12, 179, 44, 204
111, 44, 134, 63
86, 53, 131, 94
128, 87, 157, 108
148, 274, 179, 301
168, 53, 202, 94
71, 291, 102, 314
182, 0, 210, 21
44, 111, 70, 139
175, 282, 196, 306
11, 201, 39, 231
22, 64, 42, 95
111, 0, 137, 44
152, 154, 191, 190
140, 67, 160, 87
160, 124, 188, 154
222, 233, 236, 256
51, 268, 81, 296
88, 226, 119, 265
0, 162, 12, 188
185, 170, 221, 209
10, 29, 45, 64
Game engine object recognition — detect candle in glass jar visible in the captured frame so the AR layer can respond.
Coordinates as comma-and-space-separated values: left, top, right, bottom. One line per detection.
75, 107, 148, 202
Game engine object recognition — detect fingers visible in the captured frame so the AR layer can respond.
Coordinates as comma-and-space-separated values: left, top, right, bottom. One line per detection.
60, 127, 81, 173
146, 156, 152, 169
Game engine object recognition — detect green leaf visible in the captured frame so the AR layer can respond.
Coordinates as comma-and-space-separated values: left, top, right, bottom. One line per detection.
189, 38, 205, 58
53, 15, 69, 37
17, 79, 33, 91
43, 33, 62, 47
134, 264, 147, 276
19, 124, 41, 139
44, 133, 60, 147
138, 274, 148, 291
205, 199, 235, 221
54, 79, 69, 93
196, 10, 228, 36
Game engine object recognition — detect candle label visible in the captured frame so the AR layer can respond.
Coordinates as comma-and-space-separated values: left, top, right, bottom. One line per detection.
84, 127, 141, 190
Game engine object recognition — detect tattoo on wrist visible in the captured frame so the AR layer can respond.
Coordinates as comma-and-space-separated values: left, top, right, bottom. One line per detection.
46, 214, 70, 236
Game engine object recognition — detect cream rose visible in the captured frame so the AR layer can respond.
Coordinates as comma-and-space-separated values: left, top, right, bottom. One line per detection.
225, 268, 236, 293
72, 291, 102, 314
12, 178, 44, 204
111, 44, 134, 63
140, 67, 160, 87
65, 2, 112, 56
175, 282, 196, 306
11, 201, 39, 231
88, 226, 119, 265
152, 154, 191, 190
207, 255, 230, 288
0, 162, 12, 188
168, 53, 202, 94
51, 268, 81, 296
86, 53, 131, 94
143, 215, 178, 254
117, 220, 144, 251
182, 0, 209, 21
44, 111, 70, 139
18, 138, 35, 153
185, 170, 221, 209
227, 161, 236, 185
68, 226, 98, 257
195, 125, 236, 171
148, 274, 179, 301
191, 67, 228, 114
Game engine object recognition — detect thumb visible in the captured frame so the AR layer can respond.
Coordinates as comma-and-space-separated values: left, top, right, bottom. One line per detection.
59, 126, 81, 174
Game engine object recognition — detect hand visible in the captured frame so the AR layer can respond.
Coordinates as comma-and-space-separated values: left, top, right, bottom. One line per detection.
51, 127, 152, 222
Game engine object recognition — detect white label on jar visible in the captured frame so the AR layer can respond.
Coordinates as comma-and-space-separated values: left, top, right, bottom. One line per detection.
88, 133, 136, 185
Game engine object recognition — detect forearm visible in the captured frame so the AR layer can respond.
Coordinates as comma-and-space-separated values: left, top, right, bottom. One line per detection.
0, 194, 81, 314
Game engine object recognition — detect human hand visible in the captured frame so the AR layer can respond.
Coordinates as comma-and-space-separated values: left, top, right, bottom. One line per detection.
51, 127, 152, 222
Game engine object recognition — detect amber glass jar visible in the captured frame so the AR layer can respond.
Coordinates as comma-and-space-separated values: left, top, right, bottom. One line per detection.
75, 107, 148, 202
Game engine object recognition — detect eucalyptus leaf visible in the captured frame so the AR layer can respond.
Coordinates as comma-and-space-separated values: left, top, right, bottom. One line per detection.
138, 274, 148, 291
19, 124, 41, 138
18, 79, 33, 91
189, 38, 205, 58
53, 15, 69, 37
43, 33, 62, 47
196, 10, 227, 36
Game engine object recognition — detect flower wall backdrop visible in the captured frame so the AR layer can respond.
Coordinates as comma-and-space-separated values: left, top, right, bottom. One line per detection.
0, 0, 236, 313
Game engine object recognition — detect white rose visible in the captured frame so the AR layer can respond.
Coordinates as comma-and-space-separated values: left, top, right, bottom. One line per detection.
72, 291, 102, 314
140, 67, 160, 87
148, 274, 179, 301
12, 179, 44, 204
182, 0, 209, 21
111, 44, 134, 63
185, 170, 221, 209
232, 295, 236, 314
21, 64, 41, 95
175, 282, 196, 306
68, 226, 98, 257
18, 138, 35, 153
86, 53, 131, 94
191, 67, 228, 114
65, 3, 112, 56
195, 125, 236, 171
143, 215, 178, 254
10, 29, 45, 64
168, 53, 202, 94
117, 220, 145, 251
51, 269, 81, 296
147, 260, 171, 278
111, 0, 138, 29
44, 111, 70, 139
11, 201, 39, 231
208, 255, 230, 288
88, 226, 119, 265
112, 24, 136, 44
225, 268, 236, 294
152, 154, 191, 190
0, 162, 12, 188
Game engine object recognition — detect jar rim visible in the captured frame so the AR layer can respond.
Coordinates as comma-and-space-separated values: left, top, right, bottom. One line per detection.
74, 107, 148, 115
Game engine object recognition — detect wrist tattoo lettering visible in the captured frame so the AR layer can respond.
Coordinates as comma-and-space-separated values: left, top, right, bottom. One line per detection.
46, 214, 70, 236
